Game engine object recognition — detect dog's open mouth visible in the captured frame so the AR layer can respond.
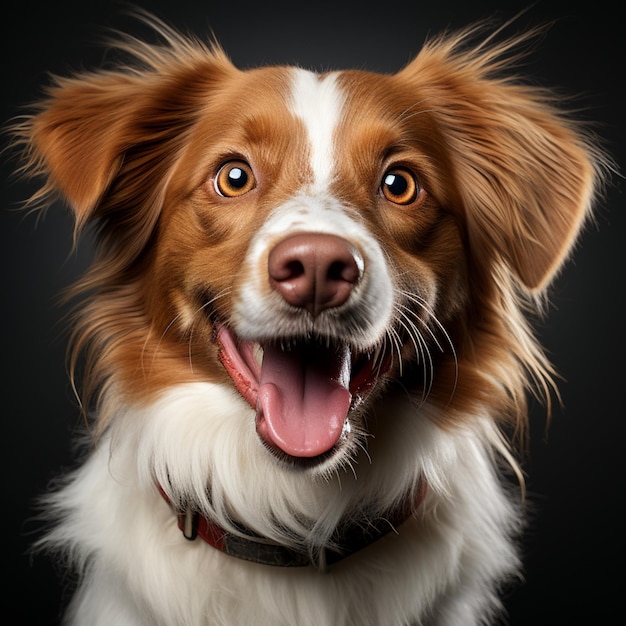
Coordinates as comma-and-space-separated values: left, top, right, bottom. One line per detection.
217, 325, 390, 460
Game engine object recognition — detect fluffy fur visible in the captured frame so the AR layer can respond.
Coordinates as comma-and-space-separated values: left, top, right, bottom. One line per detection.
14, 16, 603, 626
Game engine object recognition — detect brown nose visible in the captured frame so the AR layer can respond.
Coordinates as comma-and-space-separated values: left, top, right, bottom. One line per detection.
268, 233, 363, 316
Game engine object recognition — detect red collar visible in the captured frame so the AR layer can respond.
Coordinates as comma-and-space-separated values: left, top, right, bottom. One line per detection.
159, 480, 427, 572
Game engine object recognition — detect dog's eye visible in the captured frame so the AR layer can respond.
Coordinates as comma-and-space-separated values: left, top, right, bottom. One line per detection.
381, 168, 421, 205
214, 161, 256, 197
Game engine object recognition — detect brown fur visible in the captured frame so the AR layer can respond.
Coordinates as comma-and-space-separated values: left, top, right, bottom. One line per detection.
13, 17, 602, 469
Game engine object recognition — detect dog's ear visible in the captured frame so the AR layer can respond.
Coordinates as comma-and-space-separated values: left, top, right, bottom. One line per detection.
27, 73, 143, 228
20, 41, 235, 236
396, 31, 601, 291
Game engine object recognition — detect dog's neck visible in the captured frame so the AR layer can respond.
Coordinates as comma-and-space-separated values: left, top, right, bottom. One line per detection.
159, 481, 427, 572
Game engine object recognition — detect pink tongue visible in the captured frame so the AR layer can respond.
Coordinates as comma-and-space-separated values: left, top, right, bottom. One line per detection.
256, 344, 352, 457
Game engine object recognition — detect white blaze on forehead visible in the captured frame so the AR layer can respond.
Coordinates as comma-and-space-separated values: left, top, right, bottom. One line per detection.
288, 69, 344, 191
232, 68, 395, 348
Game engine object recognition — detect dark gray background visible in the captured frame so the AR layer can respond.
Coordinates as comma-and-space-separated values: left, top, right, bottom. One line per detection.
2, 1, 623, 623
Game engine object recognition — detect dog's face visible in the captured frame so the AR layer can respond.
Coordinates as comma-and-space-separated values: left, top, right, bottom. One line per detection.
153, 66, 466, 464
23, 30, 595, 474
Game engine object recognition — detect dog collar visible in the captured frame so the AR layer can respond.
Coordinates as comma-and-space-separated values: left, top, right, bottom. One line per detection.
158, 480, 427, 572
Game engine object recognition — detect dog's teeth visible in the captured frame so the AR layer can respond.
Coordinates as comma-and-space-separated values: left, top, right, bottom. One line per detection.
253, 343, 263, 368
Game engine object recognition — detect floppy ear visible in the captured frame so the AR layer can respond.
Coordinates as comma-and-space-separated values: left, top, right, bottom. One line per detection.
28, 73, 143, 229
396, 30, 600, 291
20, 33, 236, 243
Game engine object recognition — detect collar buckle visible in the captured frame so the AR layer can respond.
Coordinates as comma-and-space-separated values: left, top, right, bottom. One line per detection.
181, 508, 198, 541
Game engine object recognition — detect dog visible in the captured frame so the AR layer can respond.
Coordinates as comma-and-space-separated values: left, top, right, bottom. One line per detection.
14, 15, 603, 626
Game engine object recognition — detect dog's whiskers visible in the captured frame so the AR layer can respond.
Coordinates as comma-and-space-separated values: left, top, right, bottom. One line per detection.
393, 304, 434, 402
185, 287, 233, 370
354, 437, 373, 466
144, 287, 233, 375
396, 306, 434, 401
389, 290, 459, 404
384, 325, 406, 377
142, 313, 185, 379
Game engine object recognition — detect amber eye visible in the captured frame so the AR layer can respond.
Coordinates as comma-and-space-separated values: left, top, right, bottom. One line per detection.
214, 161, 256, 197
381, 168, 421, 205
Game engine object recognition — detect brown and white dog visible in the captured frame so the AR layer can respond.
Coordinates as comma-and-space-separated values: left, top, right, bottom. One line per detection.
16, 16, 602, 626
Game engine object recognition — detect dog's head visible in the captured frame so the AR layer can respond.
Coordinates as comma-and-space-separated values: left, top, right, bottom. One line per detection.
17, 21, 599, 471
